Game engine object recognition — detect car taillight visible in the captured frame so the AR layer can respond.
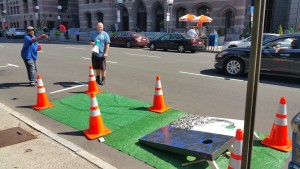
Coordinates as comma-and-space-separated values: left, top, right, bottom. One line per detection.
190, 39, 198, 44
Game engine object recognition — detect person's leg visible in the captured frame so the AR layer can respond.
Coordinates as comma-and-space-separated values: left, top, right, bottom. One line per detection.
23, 59, 37, 86
100, 58, 106, 85
92, 53, 101, 84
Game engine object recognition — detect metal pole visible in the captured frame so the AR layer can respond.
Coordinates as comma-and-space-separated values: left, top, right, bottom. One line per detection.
170, 5, 172, 33
241, 0, 266, 168
296, 0, 300, 31
167, 5, 169, 33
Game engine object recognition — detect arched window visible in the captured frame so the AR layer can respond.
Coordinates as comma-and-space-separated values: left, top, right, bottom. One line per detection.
197, 6, 210, 16
85, 12, 92, 28
176, 7, 186, 28
96, 12, 103, 23
136, 3, 147, 32
224, 10, 234, 28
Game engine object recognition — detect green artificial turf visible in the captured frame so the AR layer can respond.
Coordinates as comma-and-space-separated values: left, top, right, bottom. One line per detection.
40, 92, 290, 169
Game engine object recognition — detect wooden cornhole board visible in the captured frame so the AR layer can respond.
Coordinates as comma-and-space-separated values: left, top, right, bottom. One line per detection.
139, 116, 245, 169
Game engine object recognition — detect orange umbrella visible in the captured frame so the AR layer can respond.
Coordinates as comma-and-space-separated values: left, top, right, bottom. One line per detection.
191, 15, 213, 23
179, 14, 197, 22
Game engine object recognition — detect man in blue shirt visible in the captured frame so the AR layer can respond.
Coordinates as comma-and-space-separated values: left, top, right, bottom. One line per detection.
89, 22, 111, 85
21, 26, 48, 86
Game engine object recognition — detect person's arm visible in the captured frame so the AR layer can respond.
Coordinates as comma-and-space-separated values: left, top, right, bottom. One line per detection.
275, 46, 289, 53
31, 34, 48, 43
103, 43, 110, 58
89, 33, 95, 46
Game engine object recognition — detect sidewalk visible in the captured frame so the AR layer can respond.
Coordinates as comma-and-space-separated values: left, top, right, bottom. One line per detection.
0, 103, 116, 169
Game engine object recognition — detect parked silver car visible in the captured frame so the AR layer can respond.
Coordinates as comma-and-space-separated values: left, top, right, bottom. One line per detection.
6, 28, 26, 39
222, 33, 279, 50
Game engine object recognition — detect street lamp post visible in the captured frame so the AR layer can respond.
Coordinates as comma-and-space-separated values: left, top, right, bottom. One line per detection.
35, 6, 40, 29
167, 0, 173, 33
57, 5, 62, 26
117, 0, 123, 32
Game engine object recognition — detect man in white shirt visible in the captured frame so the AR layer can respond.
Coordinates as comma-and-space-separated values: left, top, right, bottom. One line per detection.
187, 27, 198, 38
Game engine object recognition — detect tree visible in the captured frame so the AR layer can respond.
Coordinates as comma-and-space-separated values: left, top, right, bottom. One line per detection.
278, 25, 283, 35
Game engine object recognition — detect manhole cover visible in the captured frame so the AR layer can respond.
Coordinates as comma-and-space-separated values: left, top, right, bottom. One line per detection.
0, 127, 36, 148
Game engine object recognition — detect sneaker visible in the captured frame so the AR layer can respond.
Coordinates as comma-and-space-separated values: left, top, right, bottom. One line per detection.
101, 77, 105, 85
96, 76, 101, 85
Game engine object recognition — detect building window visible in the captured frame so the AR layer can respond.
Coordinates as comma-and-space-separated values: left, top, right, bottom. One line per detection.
85, 12, 92, 28
96, 12, 103, 23
224, 10, 234, 28
86, 0, 89, 4
23, 0, 28, 13
176, 7, 187, 28
58, 0, 69, 13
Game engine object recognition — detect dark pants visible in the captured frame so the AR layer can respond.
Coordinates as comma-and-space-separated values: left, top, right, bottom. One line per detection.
23, 58, 37, 83
76, 35, 79, 41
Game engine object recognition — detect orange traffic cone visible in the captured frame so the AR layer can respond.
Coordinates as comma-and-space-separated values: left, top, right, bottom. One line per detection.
147, 76, 171, 113
83, 93, 111, 139
32, 75, 55, 110
85, 65, 102, 94
228, 129, 243, 169
261, 97, 292, 152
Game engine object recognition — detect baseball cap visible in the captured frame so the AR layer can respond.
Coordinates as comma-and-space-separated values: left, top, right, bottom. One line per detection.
26, 26, 34, 30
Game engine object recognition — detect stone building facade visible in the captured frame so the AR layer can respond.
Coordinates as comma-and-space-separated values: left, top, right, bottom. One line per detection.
0, 0, 79, 30
79, 0, 248, 39
79, 0, 300, 40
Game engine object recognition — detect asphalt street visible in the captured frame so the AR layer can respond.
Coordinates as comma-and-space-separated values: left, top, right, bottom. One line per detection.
0, 37, 299, 168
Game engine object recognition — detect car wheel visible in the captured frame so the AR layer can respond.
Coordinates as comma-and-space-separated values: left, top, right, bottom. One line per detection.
177, 45, 185, 53
126, 41, 132, 48
191, 50, 196, 53
224, 58, 244, 76
149, 43, 156, 50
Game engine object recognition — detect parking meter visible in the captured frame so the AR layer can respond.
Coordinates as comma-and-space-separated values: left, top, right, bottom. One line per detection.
289, 112, 300, 169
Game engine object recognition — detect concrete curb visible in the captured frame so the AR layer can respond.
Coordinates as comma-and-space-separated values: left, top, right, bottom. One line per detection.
0, 103, 117, 169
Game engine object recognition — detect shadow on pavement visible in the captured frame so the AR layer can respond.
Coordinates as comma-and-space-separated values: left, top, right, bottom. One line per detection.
58, 131, 84, 137
53, 81, 87, 88
0, 82, 32, 89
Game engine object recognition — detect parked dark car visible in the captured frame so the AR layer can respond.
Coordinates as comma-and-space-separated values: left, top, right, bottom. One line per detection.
148, 33, 205, 53
110, 31, 149, 48
214, 34, 300, 78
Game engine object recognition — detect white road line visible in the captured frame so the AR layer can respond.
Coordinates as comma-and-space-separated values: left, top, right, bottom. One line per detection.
49, 81, 87, 94
65, 47, 86, 50
107, 61, 118, 63
81, 57, 118, 63
0, 45, 4, 47
0, 63, 20, 68
179, 71, 247, 82
126, 53, 139, 55
126, 53, 161, 58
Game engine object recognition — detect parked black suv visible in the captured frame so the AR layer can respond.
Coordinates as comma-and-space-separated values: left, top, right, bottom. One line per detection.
214, 34, 300, 78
